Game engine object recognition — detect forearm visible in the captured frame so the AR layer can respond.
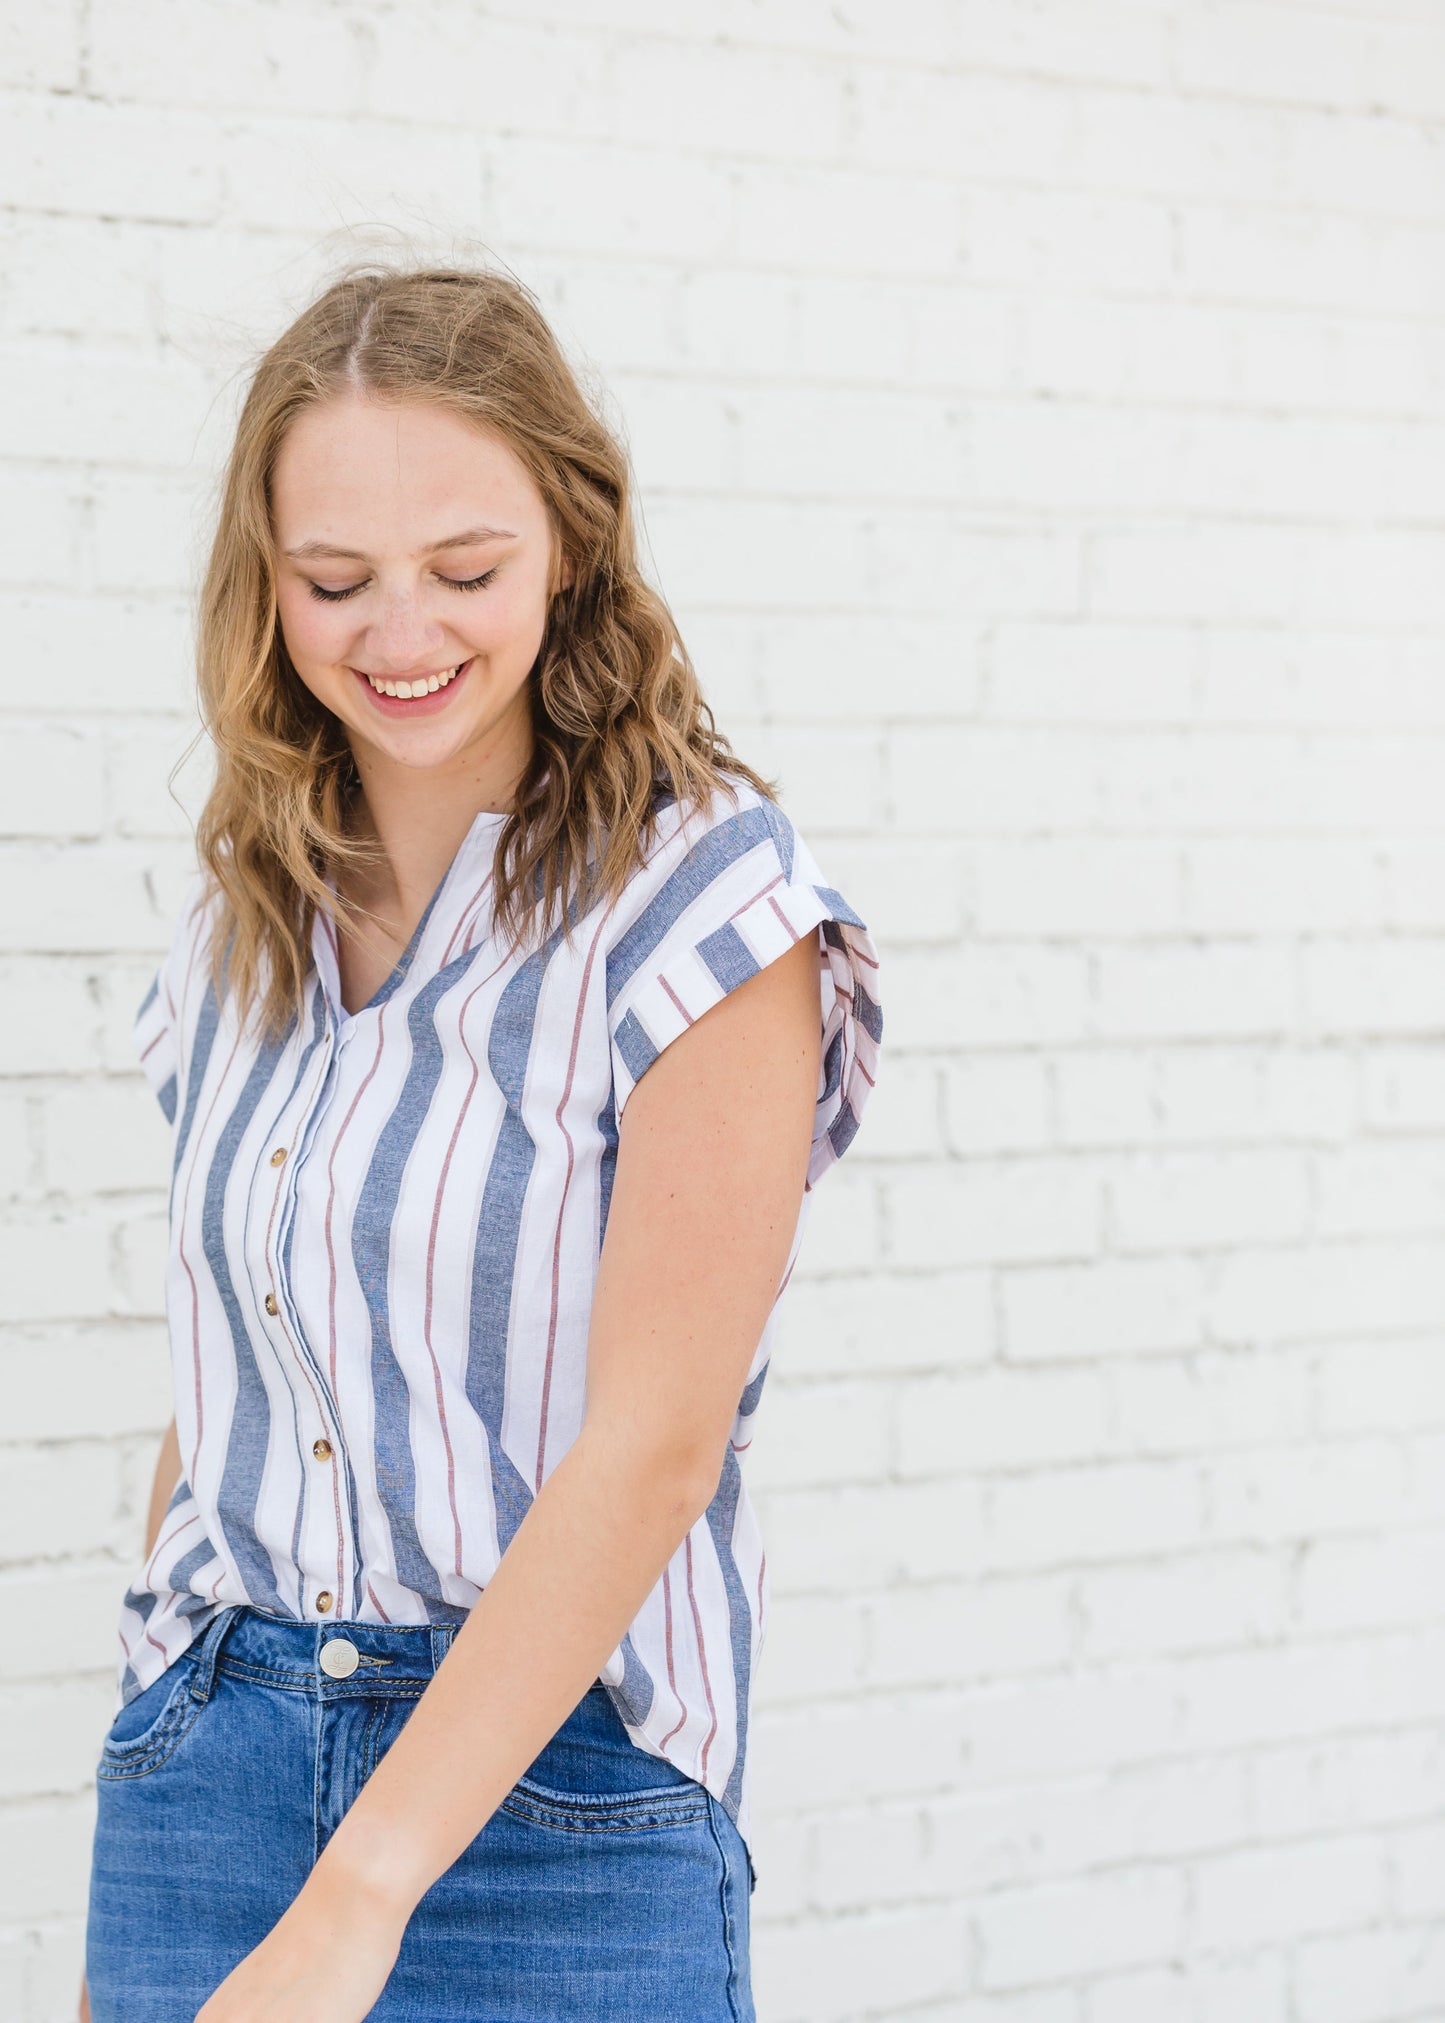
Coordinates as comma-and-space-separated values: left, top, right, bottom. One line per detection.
310, 1425, 712, 1918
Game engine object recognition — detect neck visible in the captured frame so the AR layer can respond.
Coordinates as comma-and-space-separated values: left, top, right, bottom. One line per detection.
344, 718, 533, 931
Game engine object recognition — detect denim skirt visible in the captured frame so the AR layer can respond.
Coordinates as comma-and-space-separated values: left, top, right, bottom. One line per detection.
86, 1603, 755, 2022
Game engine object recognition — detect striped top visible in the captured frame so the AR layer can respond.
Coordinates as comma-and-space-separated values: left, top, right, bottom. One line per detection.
113, 774, 883, 1850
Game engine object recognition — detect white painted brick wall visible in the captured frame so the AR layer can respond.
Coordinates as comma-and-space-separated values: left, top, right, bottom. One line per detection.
2, 3, 1443, 2018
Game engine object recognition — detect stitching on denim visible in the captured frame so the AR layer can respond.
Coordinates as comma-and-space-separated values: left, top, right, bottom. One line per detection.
215, 1656, 427, 1698
216, 1657, 316, 1690
498, 1778, 709, 1834
361, 1699, 388, 1784
98, 1684, 205, 1781
704, 1792, 745, 2023
496, 1794, 706, 1834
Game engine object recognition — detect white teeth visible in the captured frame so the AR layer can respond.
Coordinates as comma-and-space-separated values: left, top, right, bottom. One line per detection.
364, 662, 464, 698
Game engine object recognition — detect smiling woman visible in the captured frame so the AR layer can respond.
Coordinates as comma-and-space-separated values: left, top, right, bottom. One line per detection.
81, 263, 883, 2023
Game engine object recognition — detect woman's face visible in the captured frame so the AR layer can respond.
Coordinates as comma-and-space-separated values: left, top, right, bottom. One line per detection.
270, 393, 569, 784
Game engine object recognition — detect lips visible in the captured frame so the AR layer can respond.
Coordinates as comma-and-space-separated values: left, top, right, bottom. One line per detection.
358, 661, 466, 699
351, 657, 474, 718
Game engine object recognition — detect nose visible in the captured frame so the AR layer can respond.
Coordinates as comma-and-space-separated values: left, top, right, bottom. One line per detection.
359, 591, 451, 675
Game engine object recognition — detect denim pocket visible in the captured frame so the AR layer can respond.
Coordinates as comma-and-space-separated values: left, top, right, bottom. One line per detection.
98, 1651, 205, 1780
499, 1685, 711, 1834
500, 1772, 710, 1834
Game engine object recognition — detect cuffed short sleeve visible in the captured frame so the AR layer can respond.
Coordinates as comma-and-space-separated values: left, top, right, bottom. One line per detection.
604, 782, 882, 1187
133, 874, 210, 1126
135, 968, 180, 1124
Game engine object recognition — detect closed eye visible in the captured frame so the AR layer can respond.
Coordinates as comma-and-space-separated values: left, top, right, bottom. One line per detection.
307, 568, 501, 604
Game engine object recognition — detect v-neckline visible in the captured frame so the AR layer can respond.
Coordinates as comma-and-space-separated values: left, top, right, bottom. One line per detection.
316, 806, 509, 1026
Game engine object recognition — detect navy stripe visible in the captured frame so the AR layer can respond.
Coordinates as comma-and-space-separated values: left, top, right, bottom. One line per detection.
705, 1447, 753, 1817
202, 1033, 297, 1614
605, 807, 776, 1008
352, 973, 467, 1615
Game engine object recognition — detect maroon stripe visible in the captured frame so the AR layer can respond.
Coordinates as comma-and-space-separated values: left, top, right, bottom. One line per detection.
681, 1531, 719, 1781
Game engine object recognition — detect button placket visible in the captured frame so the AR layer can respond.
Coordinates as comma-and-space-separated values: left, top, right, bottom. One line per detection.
263, 1043, 353, 1625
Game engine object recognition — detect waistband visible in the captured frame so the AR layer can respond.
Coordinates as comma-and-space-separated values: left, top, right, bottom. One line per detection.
188, 1602, 613, 1707
191, 1602, 465, 1702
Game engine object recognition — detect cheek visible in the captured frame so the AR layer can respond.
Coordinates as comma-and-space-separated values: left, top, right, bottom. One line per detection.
277, 585, 346, 672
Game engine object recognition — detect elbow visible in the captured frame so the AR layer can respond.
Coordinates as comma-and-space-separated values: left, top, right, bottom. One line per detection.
645, 1439, 724, 1531
583, 1421, 726, 1531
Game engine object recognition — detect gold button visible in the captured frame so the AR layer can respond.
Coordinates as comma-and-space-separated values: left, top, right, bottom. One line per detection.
316, 1591, 333, 1613
264, 1293, 278, 1316
270, 1147, 287, 1167
312, 1438, 333, 1462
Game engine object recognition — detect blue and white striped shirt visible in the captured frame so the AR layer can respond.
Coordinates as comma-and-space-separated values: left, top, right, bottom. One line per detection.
115, 775, 883, 1849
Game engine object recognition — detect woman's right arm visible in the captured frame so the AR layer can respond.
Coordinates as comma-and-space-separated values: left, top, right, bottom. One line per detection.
79, 1416, 180, 2022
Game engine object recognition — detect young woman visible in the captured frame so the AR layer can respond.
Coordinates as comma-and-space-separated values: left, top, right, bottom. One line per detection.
81, 263, 883, 2023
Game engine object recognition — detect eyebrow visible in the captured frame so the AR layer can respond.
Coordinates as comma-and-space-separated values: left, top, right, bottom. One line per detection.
282, 525, 519, 562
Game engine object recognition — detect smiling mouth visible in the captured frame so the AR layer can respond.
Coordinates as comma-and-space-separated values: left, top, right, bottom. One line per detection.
355, 660, 469, 699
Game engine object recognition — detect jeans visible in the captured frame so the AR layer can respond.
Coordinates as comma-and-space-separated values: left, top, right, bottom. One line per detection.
85, 1604, 755, 2021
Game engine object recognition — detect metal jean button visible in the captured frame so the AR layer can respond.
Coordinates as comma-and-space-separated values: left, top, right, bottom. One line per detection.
319, 1637, 359, 1679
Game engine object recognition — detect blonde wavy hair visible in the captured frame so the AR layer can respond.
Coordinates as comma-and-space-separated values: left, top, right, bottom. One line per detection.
193, 258, 778, 1037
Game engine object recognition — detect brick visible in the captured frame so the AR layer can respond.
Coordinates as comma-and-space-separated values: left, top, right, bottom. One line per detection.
985, 1459, 1205, 1571
1093, 944, 1295, 1040
753, 1902, 967, 2020
1294, 1923, 1445, 2022
1192, 1835, 1386, 1949
885, 947, 1091, 1048
973, 1866, 1186, 1988
757, 1479, 987, 1593
1293, 1531, 1445, 1636
942, 1055, 1052, 1155
0, 1442, 130, 1564
0, 729, 107, 839
974, 840, 1180, 936
886, 1160, 1100, 1268
89, 0, 366, 113
896, 1366, 1109, 1475
860, 1574, 1072, 1690
0, 1795, 96, 1921
1315, 1336, 1445, 1436
1002, 1257, 1205, 1362
0, 844, 180, 954
0, 1327, 171, 1442
1251, 1728, 1445, 1844
0, 95, 218, 221
778, 1269, 996, 1377
0, 594, 196, 714
1110, 1345, 1315, 1454
0, 959, 102, 1072
0, 1089, 36, 1196
0, 1216, 112, 1324
0, 6, 80, 90
1076, 1549, 1289, 1659
1108, 1148, 1311, 1251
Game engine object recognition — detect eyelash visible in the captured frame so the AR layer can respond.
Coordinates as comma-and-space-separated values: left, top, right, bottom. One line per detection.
306, 568, 501, 604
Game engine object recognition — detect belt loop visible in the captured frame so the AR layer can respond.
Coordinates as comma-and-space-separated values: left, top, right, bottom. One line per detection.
430, 1623, 453, 1674
188, 1604, 243, 1704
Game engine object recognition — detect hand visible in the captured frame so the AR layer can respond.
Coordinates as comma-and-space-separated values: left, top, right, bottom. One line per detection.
193, 1867, 408, 2023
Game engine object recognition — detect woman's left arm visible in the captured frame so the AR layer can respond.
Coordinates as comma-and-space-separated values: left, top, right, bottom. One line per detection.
195, 930, 823, 2023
